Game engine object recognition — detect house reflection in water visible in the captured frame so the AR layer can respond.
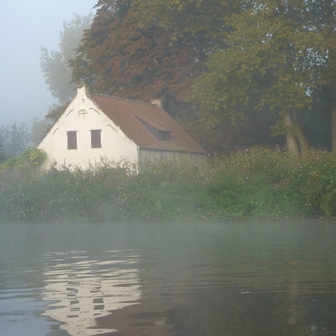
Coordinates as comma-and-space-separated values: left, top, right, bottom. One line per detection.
41, 250, 141, 336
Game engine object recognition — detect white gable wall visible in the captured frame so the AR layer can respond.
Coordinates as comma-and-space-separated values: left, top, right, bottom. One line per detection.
38, 87, 138, 170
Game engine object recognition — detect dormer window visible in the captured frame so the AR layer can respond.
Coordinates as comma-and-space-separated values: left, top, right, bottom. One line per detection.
135, 116, 171, 141
158, 131, 170, 141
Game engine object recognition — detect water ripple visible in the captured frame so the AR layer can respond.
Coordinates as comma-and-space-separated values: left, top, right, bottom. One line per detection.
41, 250, 141, 336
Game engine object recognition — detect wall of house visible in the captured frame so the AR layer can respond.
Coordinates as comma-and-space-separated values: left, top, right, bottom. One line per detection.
38, 87, 138, 170
139, 149, 206, 170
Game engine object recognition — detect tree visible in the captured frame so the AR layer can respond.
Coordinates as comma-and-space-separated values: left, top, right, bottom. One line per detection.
140, 0, 336, 153
71, 0, 293, 154
40, 14, 92, 106
192, 0, 327, 154
308, 0, 336, 151
0, 143, 7, 165
70, 0, 221, 115
73, 0, 334, 154
0, 123, 31, 161
44, 102, 71, 127
133, 0, 237, 45
70, 0, 248, 154
30, 118, 50, 147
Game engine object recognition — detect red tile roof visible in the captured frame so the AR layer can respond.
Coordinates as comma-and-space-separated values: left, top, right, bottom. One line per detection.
91, 94, 205, 154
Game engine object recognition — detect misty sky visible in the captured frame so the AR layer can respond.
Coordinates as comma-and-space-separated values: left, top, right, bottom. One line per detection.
0, 1, 97, 127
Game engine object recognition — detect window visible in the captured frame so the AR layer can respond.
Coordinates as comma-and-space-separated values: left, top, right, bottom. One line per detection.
158, 131, 170, 141
91, 130, 102, 148
67, 131, 77, 150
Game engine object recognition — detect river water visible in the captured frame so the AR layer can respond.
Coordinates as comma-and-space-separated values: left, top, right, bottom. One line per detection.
0, 220, 336, 336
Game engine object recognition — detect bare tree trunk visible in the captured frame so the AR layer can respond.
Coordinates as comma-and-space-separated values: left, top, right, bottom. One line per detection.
283, 112, 300, 155
296, 129, 310, 153
292, 111, 310, 153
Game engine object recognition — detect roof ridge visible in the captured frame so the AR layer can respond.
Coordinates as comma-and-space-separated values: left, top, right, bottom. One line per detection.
91, 92, 157, 107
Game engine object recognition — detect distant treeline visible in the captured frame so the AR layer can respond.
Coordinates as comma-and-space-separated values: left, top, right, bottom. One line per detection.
0, 148, 335, 223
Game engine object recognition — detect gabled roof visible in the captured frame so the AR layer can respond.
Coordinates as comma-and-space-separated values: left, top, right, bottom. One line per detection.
90, 93, 205, 154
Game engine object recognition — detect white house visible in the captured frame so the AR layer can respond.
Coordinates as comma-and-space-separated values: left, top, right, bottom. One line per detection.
38, 86, 206, 171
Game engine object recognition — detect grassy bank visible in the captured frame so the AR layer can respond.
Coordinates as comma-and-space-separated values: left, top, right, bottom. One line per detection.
0, 148, 335, 222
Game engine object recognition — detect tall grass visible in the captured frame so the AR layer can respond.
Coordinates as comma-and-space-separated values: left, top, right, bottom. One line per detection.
0, 148, 335, 223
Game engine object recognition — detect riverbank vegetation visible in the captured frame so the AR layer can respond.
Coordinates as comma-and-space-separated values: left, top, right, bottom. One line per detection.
0, 147, 335, 223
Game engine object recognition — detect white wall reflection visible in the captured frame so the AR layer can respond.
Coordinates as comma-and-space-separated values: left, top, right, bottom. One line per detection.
41, 250, 141, 336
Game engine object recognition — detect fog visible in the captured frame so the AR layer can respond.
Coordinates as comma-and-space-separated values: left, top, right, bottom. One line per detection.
0, 0, 97, 127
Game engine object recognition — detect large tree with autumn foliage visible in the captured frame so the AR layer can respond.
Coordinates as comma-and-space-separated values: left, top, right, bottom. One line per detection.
131, 0, 336, 153
71, 0, 336, 154
71, 0, 213, 113
71, 0, 275, 153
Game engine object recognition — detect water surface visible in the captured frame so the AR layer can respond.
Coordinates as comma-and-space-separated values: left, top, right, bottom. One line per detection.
0, 220, 336, 335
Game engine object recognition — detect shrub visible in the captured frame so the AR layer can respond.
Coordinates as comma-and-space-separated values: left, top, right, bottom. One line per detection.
0, 148, 335, 222
0, 147, 47, 172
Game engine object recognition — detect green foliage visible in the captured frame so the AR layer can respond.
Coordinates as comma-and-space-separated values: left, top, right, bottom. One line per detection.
201, 148, 305, 219
1, 148, 336, 222
134, 0, 235, 43
289, 150, 336, 217
192, 0, 323, 129
0, 147, 47, 172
